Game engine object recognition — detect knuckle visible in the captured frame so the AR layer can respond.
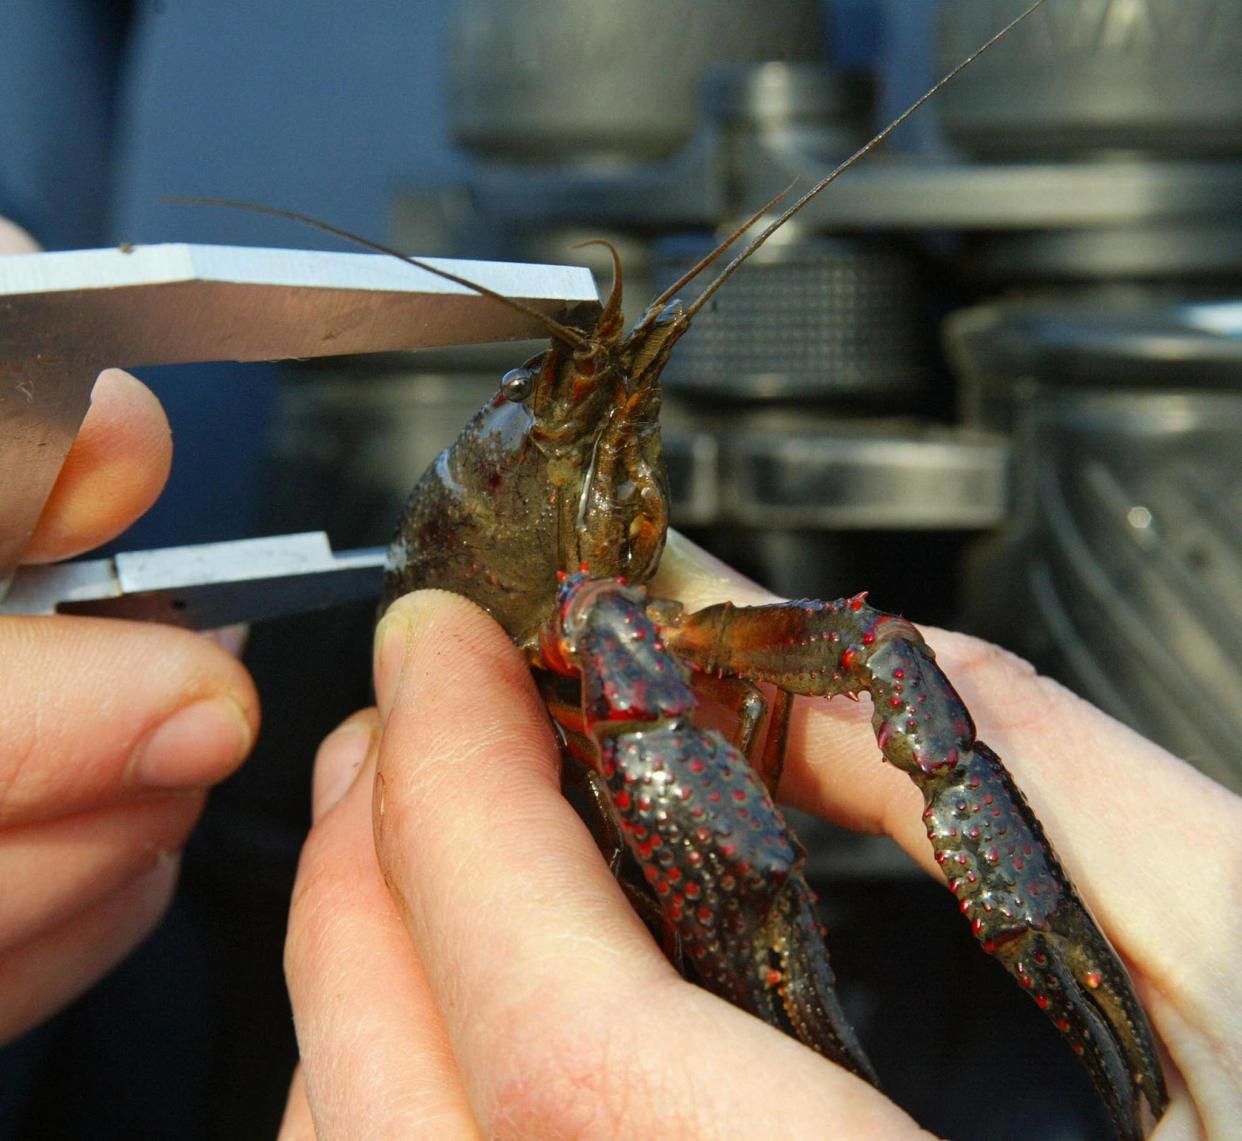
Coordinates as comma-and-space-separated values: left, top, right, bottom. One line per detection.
952, 631, 1039, 686
0, 714, 40, 823
482, 1021, 621, 1138
479, 997, 701, 1140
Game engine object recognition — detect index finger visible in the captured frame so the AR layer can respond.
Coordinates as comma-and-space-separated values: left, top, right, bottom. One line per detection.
21, 368, 172, 564
0, 217, 39, 255
0, 227, 169, 564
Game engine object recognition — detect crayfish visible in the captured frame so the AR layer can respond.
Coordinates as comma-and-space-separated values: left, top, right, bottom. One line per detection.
228, 1, 1169, 1135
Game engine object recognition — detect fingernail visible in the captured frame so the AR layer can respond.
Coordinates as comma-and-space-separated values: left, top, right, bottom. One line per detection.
201, 623, 250, 658
312, 722, 374, 822
373, 607, 411, 721
129, 696, 253, 789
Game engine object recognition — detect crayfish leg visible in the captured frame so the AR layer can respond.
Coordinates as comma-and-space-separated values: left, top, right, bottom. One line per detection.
660, 596, 1168, 1138
687, 673, 791, 794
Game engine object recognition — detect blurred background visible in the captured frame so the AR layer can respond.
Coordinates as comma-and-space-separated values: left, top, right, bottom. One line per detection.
2, 0, 1239, 1136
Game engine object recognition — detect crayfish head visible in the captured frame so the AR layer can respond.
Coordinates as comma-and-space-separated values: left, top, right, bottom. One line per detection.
382, 277, 684, 651
520, 297, 687, 587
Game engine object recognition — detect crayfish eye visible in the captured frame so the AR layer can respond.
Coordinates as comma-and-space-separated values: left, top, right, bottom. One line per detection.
500, 367, 533, 403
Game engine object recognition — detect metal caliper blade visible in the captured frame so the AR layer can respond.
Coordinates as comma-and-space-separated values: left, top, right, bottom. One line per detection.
0, 243, 599, 589
1, 532, 385, 630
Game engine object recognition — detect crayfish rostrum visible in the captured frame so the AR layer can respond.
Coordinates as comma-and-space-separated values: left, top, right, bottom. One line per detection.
372, 5, 1170, 1137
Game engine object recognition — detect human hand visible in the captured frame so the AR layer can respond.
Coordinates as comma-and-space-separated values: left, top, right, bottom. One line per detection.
281, 536, 1240, 1138
0, 220, 259, 1042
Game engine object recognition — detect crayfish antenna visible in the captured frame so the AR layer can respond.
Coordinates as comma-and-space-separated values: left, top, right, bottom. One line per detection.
631, 181, 796, 336
683, 0, 1049, 322
163, 196, 589, 348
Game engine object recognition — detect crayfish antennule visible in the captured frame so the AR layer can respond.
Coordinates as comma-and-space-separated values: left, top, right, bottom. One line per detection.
572, 237, 624, 340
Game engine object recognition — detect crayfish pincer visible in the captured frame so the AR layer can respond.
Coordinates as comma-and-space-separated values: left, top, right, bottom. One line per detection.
374, 3, 1168, 1135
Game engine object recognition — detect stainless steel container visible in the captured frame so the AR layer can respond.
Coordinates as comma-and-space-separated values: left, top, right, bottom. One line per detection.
937, 0, 1242, 159
948, 299, 1242, 792
447, 0, 825, 164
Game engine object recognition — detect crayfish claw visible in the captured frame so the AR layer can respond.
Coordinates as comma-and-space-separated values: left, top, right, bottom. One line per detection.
924, 742, 1167, 1139
601, 721, 880, 1087
753, 877, 880, 1087
661, 593, 1167, 1134
995, 925, 1166, 1141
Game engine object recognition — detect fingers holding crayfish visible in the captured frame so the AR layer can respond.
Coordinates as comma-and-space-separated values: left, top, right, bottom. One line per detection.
297, 589, 921, 1138
654, 530, 1242, 1135
283, 708, 478, 1137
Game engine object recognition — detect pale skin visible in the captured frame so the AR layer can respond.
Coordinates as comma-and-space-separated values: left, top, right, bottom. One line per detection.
3, 220, 1238, 1137
279, 536, 1241, 1139
0, 221, 259, 1043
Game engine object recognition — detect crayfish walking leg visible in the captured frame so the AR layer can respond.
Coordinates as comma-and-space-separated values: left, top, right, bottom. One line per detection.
541, 574, 878, 1085
662, 594, 1168, 1141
